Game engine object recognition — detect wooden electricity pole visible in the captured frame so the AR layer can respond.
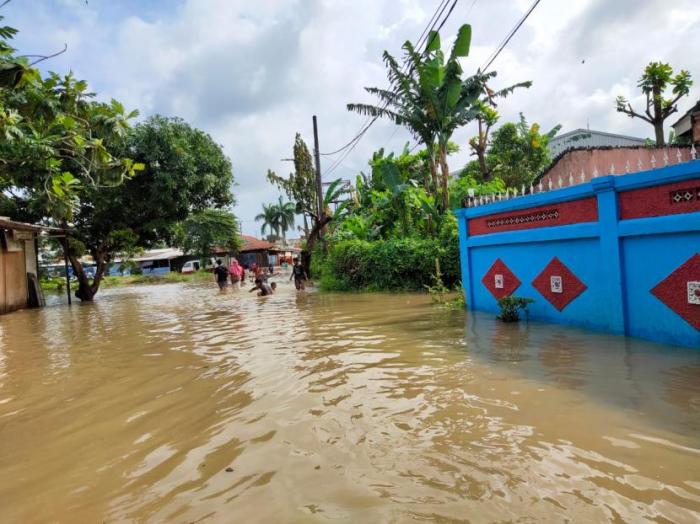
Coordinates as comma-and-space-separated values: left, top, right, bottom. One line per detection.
312, 115, 323, 222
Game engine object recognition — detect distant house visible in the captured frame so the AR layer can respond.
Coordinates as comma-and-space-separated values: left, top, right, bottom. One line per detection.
237, 235, 300, 268
671, 100, 700, 144
0, 218, 64, 313
110, 248, 192, 276
548, 129, 646, 157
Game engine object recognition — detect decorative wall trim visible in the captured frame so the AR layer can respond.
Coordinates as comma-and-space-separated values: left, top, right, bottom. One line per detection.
468, 198, 598, 236
619, 179, 700, 220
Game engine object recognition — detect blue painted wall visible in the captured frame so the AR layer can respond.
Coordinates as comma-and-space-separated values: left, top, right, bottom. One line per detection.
455, 162, 700, 349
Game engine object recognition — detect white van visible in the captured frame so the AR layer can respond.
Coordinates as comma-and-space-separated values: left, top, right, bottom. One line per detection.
181, 260, 201, 274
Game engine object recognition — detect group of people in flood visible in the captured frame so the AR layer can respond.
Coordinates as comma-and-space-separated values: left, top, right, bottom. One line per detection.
213, 257, 308, 296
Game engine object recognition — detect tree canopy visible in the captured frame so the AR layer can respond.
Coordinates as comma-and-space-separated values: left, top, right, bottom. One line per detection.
67, 115, 236, 300
616, 61, 693, 146
0, 13, 143, 221
347, 24, 529, 212
174, 209, 240, 259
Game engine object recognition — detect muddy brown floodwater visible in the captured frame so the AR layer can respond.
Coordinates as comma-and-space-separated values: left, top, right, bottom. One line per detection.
0, 280, 699, 523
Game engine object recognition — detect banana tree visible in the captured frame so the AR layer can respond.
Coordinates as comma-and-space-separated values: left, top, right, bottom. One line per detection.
349, 24, 487, 213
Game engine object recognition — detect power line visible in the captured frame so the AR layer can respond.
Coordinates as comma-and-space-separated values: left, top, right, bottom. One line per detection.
323, 0, 460, 178
320, 0, 451, 158
480, 0, 541, 72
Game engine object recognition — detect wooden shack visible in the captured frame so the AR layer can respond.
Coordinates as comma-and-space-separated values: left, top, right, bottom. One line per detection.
0, 218, 63, 314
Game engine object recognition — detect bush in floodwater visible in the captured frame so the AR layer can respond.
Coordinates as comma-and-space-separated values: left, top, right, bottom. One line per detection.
497, 296, 534, 322
317, 237, 459, 291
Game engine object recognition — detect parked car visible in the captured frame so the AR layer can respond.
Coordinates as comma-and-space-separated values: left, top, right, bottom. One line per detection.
181, 260, 201, 274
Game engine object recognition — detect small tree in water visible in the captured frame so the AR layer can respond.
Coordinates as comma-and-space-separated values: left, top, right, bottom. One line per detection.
497, 296, 534, 323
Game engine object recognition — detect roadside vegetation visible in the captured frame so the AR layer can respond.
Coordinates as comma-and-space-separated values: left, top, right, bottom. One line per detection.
0, 9, 238, 302
265, 24, 556, 293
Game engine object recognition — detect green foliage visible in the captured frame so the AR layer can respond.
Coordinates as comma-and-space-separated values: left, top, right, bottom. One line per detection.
425, 258, 449, 303
256, 196, 296, 244
449, 173, 506, 208
67, 115, 235, 299
348, 23, 493, 211
174, 208, 240, 258
267, 133, 317, 227
486, 114, 560, 187
0, 68, 142, 221
616, 61, 693, 146
316, 237, 459, 292
497, 296, 535, 322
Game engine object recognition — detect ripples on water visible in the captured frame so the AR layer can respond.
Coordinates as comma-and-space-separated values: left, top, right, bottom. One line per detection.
0, 280, 699, 522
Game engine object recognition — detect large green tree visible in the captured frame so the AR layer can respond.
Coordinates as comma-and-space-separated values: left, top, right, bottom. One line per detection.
66, 116, 235, 300
462, 114, 559, 187
174, 208, 240, 260
0, 67, 142, 222
267, 133, 316, 236
616, 61, 693, 146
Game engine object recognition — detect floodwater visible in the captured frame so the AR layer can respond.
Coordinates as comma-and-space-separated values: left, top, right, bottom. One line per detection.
0, 280, 699, 523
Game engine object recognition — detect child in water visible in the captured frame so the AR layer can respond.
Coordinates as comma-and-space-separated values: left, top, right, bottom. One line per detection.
249, 278, 274, 296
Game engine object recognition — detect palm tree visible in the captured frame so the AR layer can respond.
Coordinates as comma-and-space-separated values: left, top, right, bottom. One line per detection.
255, 203, 280, 239
273, 196, 295, 245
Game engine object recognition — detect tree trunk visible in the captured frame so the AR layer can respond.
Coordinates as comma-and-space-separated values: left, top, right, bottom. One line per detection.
653, 85, 665, 146
66, 247, 109, 302
438, 146, 450, 212
302, 214, 332, 277
476, 119, 491, 181
654, 120, 665, 147
428, 156, 439, 199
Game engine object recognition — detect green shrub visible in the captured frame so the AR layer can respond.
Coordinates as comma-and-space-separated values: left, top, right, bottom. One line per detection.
317, 236, 460, 292
497, 296, 534, 322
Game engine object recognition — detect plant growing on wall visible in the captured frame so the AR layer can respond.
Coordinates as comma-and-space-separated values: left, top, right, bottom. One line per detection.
615, 61, 693, 146
497, 296, 534, 322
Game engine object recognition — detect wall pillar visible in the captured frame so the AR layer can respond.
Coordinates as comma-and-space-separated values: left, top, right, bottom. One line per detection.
592, 176, 626, 334
456, 212, 474, 309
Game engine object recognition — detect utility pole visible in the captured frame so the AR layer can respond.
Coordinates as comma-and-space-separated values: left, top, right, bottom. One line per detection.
312, 115, 323, 220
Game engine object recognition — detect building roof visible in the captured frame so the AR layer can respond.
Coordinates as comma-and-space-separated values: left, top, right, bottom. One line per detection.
548, 128, 647, 157
551, 128, 647, 144
239, 235, 275, 252
0, 217, 66, 234
671, 100, 700, 135
128, 248, 184, 262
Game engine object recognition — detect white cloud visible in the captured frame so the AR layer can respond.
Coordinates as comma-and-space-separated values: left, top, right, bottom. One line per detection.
7, 0, 700, 235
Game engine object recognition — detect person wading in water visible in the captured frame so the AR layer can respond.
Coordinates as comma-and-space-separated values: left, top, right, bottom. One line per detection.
214, 259, 229, 291
228, 258, 243, 287
249, 277, 274, 296
289, 258, 308, 290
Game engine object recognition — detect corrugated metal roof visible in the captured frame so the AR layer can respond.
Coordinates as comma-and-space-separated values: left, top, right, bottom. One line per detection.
0, 218, 66, 233
549, 129, 646, 157
128, 248, 185, 262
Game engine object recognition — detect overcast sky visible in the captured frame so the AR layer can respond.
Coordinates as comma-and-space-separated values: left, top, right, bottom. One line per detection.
9, 0, 700, 236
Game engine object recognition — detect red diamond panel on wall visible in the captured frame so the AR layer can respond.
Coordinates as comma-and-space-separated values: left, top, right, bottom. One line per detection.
482, 258, 521, 300
532, 257, 587, 311
651, 254, 700, 331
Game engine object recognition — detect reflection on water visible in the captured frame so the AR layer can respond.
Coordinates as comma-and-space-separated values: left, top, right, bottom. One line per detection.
0, 281, 699, 522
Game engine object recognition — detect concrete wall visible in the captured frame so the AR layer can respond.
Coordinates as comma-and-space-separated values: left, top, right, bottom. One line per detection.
456, 161, 700, 349
540, 147, 693, 189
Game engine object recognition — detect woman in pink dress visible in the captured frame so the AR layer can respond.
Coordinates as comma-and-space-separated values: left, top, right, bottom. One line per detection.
228, 258, 243, 286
